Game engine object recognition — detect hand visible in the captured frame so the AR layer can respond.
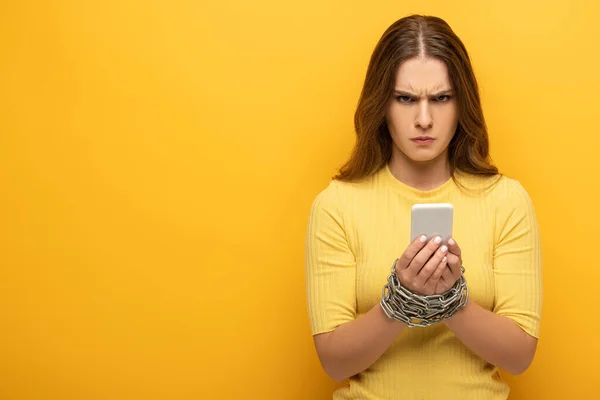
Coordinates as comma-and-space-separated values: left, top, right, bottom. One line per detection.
394, 235, 462, 295
437, 238, 463, 294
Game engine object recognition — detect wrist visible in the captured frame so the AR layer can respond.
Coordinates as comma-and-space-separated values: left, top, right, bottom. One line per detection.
380, 260, 469, 327
376, 303, 407, 331
444, 298, 472, 328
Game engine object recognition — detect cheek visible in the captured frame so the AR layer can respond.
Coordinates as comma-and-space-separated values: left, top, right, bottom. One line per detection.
442, 105, 459, 126
386, 108, 412, 136
437, 108, 459, 136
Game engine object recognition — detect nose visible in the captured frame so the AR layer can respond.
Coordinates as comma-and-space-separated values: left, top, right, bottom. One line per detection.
415, 101, 433, 129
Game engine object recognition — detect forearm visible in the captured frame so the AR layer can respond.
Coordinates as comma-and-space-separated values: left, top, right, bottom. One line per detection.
444, 299, 537, 375
314, 304, 405, 382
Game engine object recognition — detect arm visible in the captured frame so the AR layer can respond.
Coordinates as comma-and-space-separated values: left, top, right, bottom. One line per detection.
306, 182, 403, 381
314, 304, 405, 382
444, 179, 542, 375
444, 299, 537, 375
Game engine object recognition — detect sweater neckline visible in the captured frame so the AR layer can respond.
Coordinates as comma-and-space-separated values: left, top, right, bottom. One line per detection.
380, 163, 457, 201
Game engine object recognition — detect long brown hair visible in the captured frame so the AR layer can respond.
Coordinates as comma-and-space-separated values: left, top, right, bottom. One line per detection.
334, 15, 499, 182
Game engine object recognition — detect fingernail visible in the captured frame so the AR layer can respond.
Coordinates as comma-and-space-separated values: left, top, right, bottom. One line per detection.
420, 235, 427, 243
441, 245, 448, 253
434, 236, 442, 244
442, 256, 447, 263
448, 238, 455, 246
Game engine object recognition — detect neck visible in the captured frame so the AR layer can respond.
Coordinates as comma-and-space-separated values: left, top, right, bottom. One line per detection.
388, 149, 451, 191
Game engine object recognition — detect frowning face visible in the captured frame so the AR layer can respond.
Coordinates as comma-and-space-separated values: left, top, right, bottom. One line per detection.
386, 56, 458, 165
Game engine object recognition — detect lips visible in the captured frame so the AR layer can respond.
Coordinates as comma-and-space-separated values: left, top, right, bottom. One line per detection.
411, 136, 434, 141
410, 137, 435, 145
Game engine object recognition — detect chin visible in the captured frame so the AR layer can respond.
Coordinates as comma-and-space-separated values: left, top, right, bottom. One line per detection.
395, 142, 448, 164
411, 156, 438, 163
405, 150, 442, 164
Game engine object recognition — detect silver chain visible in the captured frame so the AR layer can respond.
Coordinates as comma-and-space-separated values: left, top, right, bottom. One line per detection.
380, 259, 469, 327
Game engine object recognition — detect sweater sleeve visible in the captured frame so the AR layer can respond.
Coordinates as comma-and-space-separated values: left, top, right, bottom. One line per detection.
305, 180, 357, 335
492, 178, 543, 338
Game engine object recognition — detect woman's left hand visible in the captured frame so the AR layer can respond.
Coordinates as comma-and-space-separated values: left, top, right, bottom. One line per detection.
435, 238, 464, 294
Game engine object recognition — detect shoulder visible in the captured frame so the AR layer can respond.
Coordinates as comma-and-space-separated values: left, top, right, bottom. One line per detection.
308, 173, 380, 226
307, 179, 354, 236
454, 171, 538, 226
455, 171, 533, 204
310, 179, 345, 206
491, 175, 535, 209
485, 175, 538, 231
311, 172, 378, 206
308, 179, 346, 222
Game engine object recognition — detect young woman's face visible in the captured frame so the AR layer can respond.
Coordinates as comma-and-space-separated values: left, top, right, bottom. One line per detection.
385, 56, 458, 164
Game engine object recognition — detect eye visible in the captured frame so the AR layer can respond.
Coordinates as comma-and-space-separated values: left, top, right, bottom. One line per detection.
436, 95, 452, 102
396, 95, 413, 103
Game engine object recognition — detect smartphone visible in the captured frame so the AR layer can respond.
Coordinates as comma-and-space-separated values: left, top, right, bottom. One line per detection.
410, 203, 454, 245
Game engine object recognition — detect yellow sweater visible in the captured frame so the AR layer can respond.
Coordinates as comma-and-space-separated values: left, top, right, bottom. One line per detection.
305, 164, 542, 400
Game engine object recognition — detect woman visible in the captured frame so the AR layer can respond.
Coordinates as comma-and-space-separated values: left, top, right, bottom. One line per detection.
305, 14, 542, 399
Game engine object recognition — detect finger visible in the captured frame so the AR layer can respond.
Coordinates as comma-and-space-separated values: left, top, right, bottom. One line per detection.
446, 252, 462, 280
436, 269, 453, 294
396, 234, 428, 271
414, 243, 448, 288
440, 265, 454, 285
425, 255, 447, 289
447, 237, 462, 258
407, 236, 443, 275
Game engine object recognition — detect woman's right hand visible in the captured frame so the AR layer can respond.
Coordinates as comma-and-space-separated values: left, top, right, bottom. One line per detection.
394, 235, 461, 295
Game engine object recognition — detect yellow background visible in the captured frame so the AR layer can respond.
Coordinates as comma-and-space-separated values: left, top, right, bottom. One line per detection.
1, 1, 598, 399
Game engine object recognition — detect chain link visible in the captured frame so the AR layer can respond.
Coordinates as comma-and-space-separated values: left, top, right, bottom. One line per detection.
380, 259, 469, 327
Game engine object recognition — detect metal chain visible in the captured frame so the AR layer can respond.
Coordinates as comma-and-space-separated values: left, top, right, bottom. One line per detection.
380, 259, 469, 327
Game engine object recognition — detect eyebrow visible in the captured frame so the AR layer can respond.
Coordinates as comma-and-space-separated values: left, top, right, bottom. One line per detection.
393, 89, 454, 97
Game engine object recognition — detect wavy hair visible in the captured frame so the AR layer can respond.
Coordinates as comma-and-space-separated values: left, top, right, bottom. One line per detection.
334, 15, 499, 182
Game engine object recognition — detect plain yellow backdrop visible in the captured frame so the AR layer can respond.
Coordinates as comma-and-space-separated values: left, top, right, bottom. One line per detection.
1, 0, 599, 399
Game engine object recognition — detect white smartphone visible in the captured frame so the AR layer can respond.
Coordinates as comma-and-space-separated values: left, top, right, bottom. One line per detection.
410, 203, 454, 245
